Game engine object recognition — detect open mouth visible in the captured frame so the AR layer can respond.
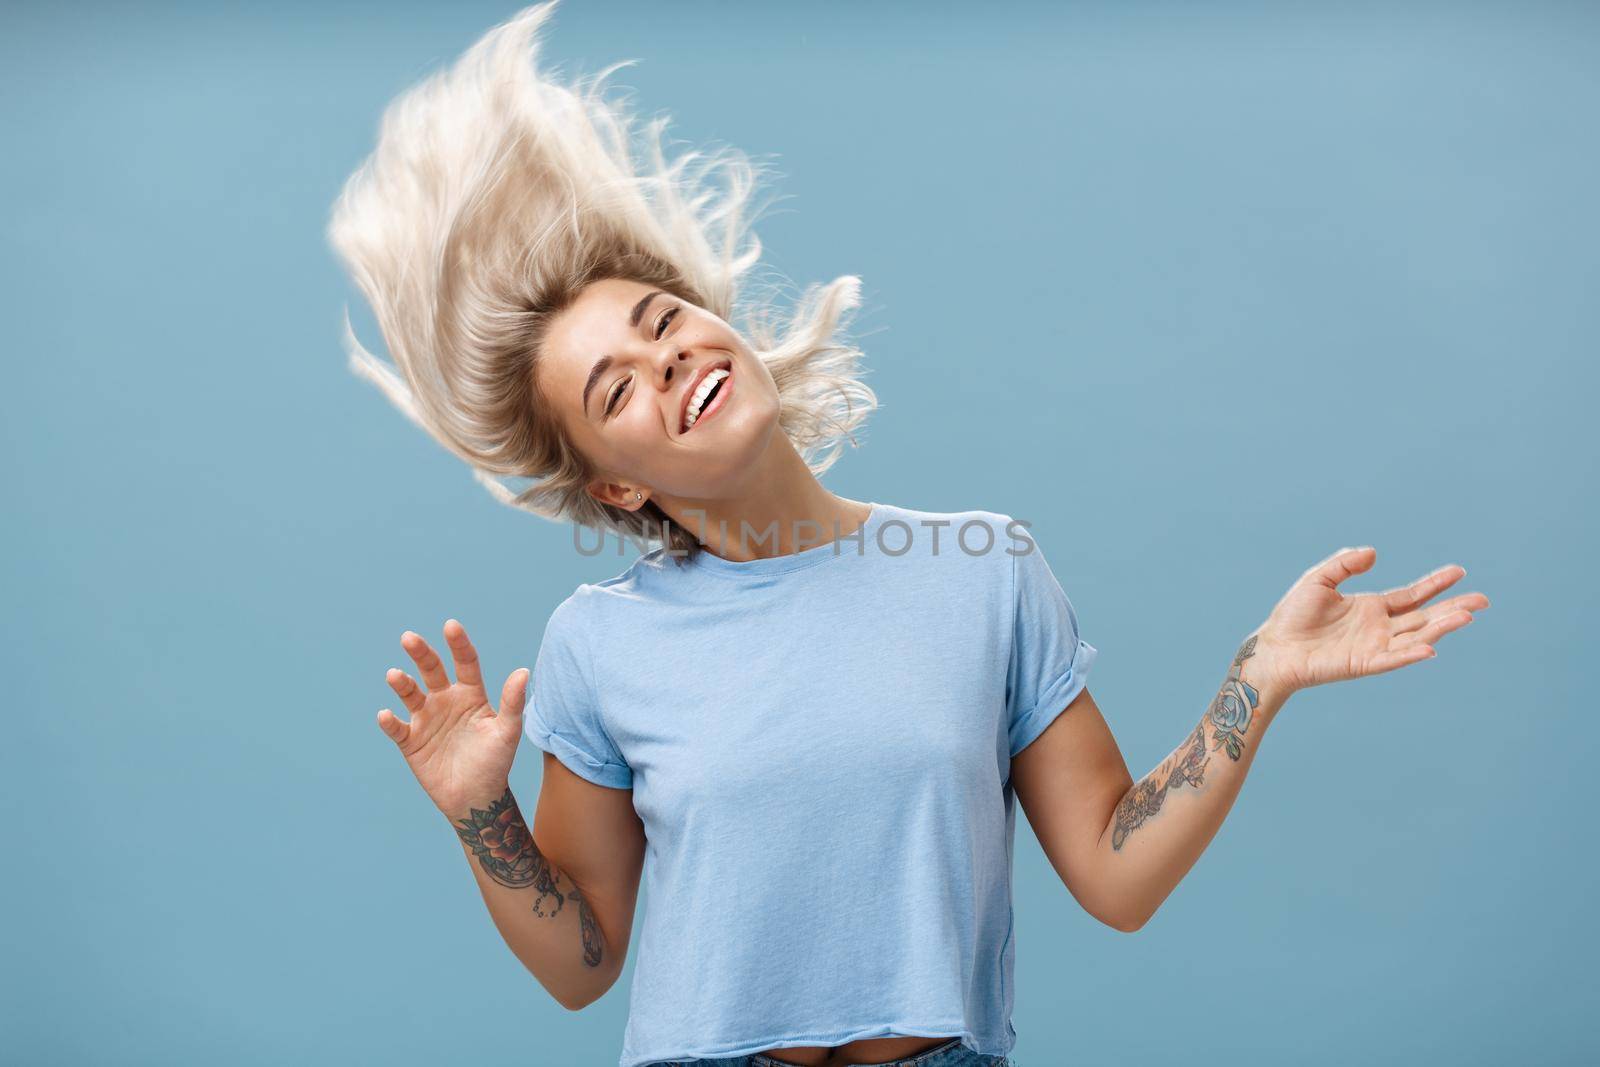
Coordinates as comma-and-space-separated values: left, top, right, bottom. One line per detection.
681, 361, 733, 434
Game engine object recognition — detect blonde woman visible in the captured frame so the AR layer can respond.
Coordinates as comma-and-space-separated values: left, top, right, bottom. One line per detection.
327, 6, 1489, 1067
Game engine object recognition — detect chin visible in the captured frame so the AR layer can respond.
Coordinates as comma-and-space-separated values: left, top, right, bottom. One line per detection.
666, 426, 775, 501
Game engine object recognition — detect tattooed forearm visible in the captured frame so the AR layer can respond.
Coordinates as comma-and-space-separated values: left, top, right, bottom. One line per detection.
450, 788, 607, 970
1111, 722, 1210, 850
1108, 636, 1269, 850
1208, 634, 1263, 761
452, 788, 567, 918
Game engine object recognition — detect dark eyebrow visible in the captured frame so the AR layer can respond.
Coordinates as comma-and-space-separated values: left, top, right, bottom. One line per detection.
581, 290, 665, 417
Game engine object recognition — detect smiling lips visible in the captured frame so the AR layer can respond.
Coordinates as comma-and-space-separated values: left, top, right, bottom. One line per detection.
680, 360, 733, 434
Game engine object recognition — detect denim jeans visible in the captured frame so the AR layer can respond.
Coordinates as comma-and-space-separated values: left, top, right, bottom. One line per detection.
641, 1034, 1010, 1067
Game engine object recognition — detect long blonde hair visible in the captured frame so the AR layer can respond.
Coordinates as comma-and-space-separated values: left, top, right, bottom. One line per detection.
325, 1, 878, 558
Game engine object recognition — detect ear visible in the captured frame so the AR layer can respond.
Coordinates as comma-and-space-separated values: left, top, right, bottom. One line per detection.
587, 482, 645, 512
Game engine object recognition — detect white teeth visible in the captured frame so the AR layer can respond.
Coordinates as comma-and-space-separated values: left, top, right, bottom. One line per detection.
685, 368, 730, 429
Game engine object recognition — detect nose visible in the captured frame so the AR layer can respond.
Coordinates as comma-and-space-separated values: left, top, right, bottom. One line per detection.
653, 344, 690, 387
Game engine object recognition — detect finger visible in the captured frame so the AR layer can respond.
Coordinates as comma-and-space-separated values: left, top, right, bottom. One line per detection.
401, 630, 452, 692
1382, 563, 1466, 615
1392, 609, 1474, 650
376, 707, 411, 745
443, 619, 485, 692
1391, 592, 1490, 635
1307, 546, 1377, 591
385, 667, 427, 715
499, 667, 531, 729
1364, 644, 1437, 675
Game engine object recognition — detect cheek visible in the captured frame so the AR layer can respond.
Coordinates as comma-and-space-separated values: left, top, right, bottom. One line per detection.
598, 406, 670, 471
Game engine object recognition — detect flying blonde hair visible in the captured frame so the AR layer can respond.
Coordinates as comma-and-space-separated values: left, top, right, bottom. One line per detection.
325, 1, 878, 559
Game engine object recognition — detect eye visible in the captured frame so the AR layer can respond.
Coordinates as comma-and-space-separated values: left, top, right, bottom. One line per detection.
655, 305, 680, 339
604, 306, 679, 418
604, 376, 629, 417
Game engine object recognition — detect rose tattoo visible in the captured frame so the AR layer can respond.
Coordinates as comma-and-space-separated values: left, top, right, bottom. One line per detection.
452, 788, 567, 918
1209, 634, 1262, 761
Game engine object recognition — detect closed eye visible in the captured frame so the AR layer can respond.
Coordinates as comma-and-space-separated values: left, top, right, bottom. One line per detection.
656, 306, 680, 338
605, 377, 628, 416
606, 306, 680, 417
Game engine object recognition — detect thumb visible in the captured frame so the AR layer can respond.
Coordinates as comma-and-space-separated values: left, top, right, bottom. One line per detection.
1307, 545, 1377, 590
500, 668, 531, 727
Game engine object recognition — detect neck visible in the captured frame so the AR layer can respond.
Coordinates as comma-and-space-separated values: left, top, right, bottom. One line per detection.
654, 436, 872, 562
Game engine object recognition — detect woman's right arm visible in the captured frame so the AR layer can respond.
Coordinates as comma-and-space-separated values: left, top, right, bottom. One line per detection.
444, 767, 644, 1010
378, 621, 645, 1011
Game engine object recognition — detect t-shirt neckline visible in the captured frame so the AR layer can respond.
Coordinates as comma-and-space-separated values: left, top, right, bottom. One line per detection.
684, 500, 886, 578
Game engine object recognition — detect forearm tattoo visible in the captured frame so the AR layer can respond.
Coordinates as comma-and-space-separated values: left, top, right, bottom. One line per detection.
1208, 634, 1262, 761
568, 884, 604, 967
1109, 634, 1266, 851
1112, 723, 1210, 850
451, 787, 604, 968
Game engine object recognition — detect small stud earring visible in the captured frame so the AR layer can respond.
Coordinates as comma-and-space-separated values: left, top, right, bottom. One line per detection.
634, 491, 643, 502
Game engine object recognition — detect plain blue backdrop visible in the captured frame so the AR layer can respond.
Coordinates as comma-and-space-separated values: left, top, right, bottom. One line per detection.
3, 2, 1593, 1064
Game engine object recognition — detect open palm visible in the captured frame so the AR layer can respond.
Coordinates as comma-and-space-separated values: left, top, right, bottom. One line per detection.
375, 619, 530, 815
1259, 546, 1491, 693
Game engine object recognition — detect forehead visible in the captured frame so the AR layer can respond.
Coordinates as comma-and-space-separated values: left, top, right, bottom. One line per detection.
542, 278, 653, 385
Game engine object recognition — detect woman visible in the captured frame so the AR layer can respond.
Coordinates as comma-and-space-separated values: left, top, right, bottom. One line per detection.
328, 6, 1489, 1067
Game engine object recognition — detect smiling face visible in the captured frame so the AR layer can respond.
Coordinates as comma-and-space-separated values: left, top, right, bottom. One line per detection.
534, 277, 782, 509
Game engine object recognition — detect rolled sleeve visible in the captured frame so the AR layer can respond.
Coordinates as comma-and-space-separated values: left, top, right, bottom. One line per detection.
525, 598, 634, 789
1005, 529, 1098, 757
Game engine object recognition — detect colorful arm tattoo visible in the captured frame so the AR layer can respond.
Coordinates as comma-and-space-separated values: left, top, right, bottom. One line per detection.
451, 786, 604, 967
1109, 634, 1265, 851
1208, 634, 1262, 761
1111, 722, 1210, 851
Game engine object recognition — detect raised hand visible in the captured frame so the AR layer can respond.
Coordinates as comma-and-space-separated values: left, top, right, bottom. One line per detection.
375, 619, 531, 816
1254, 546, 1491, 694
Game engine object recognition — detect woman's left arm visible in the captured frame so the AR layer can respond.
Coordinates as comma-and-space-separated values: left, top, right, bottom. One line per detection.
1012, 546, 1490, 933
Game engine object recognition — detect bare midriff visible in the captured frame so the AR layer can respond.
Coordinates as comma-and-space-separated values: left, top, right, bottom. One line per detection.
754, 1035, 951, 1066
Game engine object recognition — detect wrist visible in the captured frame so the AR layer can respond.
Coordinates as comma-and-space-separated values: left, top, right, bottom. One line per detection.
439, 780, 514, 826
1244, 625, 1300, 708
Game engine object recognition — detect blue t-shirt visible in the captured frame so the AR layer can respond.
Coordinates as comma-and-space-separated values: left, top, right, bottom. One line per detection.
524, 500, 1098, 1067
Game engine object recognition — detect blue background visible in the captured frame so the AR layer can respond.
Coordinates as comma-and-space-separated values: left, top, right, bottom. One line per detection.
4, 2, 1593, 1064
